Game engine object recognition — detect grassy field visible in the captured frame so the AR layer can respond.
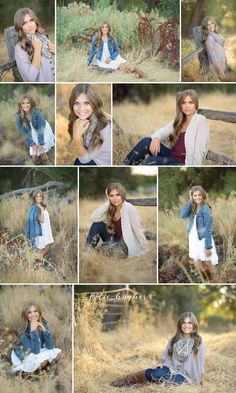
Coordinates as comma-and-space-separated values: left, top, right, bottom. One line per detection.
113, 92, 236, 165
79, 197, 157, 283
0, 285, 72, 393
0, 87, 55, 165
74, 297, 236, 393
0, 190, 77, 283
56, 84, 111, 165
159, 193, 236, 283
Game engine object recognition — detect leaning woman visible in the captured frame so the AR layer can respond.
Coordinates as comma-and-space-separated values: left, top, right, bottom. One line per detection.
14, 7, 55, 82
123, 89, 209, 166
16, 94, 55, 165
68, 84, 111, 166
83, 183, 149, 257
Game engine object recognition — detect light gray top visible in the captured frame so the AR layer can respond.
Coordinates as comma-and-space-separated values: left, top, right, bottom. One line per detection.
77, 123, 111, 165
151, 113, 209, 165
205, 35, 226, 77
15, 43, 55, 82
160, 339, 206, 385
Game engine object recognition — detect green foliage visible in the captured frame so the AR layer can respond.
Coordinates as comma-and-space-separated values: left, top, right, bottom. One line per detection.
158, 0, 179, 20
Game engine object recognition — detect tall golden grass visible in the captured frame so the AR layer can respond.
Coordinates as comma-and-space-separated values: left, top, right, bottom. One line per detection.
113, 92, 236, 165
159, 193, 236, 283
74, 295, 236, 393
79, 197, 157, 283
0, 190, 77, 283
0, 285, 72, 393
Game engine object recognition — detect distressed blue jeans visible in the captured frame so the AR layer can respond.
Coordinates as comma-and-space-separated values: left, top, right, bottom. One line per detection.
124, 137, 180, 165
145, 366, 187, 385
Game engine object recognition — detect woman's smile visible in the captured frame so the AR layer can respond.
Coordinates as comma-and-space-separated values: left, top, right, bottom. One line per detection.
192, 191, 203, 204
73, 93, 93, 120
22, 14, 37, 34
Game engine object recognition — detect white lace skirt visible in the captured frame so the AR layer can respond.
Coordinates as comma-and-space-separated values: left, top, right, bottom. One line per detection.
96, 42, 127, 70
189, 216, 218, 265
29, 121, 55, 156
35, 209, 54, 249
11, 347, 61, 373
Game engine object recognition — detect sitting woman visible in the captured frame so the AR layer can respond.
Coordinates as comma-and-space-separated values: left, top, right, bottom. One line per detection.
88, 21, 145, 78
16, 94, 55, 165
68, 84, 111, 166
14, 7, 55, 82
123, 89, 209, 166
83, 183, 149, 258
112, 312, 206, 387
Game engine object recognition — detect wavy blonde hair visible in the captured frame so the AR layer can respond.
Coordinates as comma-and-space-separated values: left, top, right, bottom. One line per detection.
96, 21, 114, 48
17, 301, 47, 336
189, 185, 211, 215
202, 16, 219, 43
32, 189, 47, 209
169, 89, 198, 145
106, 183, 126, 234
17, 94, 36, 128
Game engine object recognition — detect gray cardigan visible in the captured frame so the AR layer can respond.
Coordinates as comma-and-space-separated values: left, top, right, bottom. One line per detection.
151, 113, 209, 165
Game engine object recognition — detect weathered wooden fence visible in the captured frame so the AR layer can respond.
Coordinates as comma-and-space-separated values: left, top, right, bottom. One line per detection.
0, 26, 23, 81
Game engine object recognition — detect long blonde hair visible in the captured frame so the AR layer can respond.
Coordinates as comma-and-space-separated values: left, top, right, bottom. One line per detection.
202, 16, 219, 43
17, 94, 36, 128
189, 185, 211, 215
68, 84, 110, 149
96, 21, 114, 48
169, 89, 198, 145
32, 189, 47, 209
106, 183, 126, 234
14, 8, 46, 60
17, 301, 47, 336
168, 312, 202, 356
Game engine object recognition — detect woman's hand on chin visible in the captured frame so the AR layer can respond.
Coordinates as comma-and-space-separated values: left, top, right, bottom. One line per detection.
72, 119, 90, 142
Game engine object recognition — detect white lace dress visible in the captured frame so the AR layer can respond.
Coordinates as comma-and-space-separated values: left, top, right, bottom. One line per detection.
11, 347, 61, 373
97, 42, 126, 69
35, 209, 54, 249
29, 121, 55, 156
189, 216, 218, 265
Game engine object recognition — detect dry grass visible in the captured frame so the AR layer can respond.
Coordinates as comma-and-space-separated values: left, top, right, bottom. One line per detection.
0, 190, 77, 283
113, 92, 236, 165
75, 297, 236, 393
56, 83, 111, 165
57, 46, 179, 83
79, 197, 157, 283
159, 194, 236, 283
0, 285, 72, 393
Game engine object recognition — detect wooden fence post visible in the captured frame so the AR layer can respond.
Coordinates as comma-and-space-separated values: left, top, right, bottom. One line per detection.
193, 26, 209, 81
4, 26, 23, 82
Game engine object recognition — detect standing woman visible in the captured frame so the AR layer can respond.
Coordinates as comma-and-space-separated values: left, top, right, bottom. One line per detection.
26, 189, 54, 258
201, 17, 228, 81
123, 89, 209, 166
83, 183, 149, 257
68, 84, 111, 166
112, 312, 206, 387
11, 301, 61, 374
14, 8, 55, 82
181, 185, 219, 280
88, 21, 145, 78
16, 94, 55, 165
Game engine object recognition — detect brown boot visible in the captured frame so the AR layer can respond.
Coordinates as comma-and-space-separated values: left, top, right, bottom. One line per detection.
39, 153, 50, 165
32, 155, 41, 165
111, 370, 147, 387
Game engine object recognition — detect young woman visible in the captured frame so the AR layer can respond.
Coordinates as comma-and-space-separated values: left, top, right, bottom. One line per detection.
83, 183, 149, 257
123, 89, 209, 166
16, 95, 55, 165
181, 185, 219, 280
11, 301, 61, 374
26, 189, 54, 258
88, 21, 145, 78
112, 312, 206, 387
14, 8, 55, 82
68, 84, 111, 166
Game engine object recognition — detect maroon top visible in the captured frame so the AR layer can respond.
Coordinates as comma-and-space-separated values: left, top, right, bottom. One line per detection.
115, 218, 122, 240
171, 132, 186, 165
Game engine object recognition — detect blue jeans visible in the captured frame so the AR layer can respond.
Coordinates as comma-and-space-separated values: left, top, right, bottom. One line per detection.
124, 137, 180, 165
145, 366, 187, 385
74, 158, 96, 166
86, 222, 128, 255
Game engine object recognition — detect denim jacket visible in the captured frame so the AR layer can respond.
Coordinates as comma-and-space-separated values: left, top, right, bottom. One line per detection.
180, 200, 213, 249
16, 108, 46, 147
88, 35, 119, 65
26, 204, 42, 247
13, 323, 55, 361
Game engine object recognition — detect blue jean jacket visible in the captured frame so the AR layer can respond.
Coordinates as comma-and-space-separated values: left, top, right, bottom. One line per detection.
13, 323, 55, 361
180, 200, 213, 249
26, 204, 42, 247
16, 108, 46, 147
88, 35, 119, 65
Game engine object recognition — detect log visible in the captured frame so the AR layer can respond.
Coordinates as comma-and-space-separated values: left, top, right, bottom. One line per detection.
126, 198, 157, 206
0, 181, 70, 200
198, 109, 236, 123
206, 150, 236, 165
